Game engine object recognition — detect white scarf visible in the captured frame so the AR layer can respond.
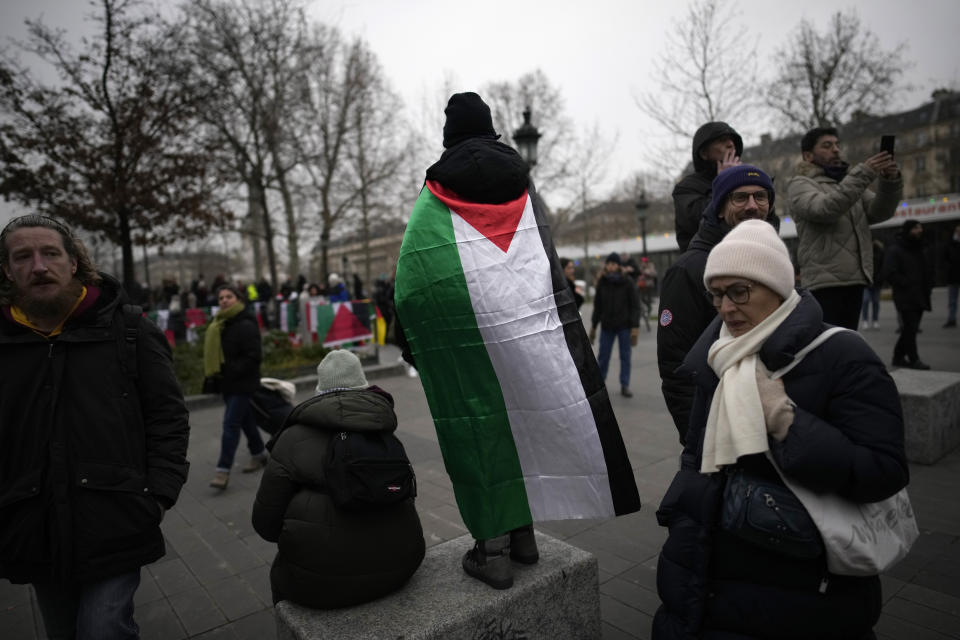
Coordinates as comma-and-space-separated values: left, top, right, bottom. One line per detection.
700, 290, 801, 473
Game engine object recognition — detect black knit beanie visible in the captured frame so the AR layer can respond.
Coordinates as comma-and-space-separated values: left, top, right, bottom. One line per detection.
442, 92, 499, 148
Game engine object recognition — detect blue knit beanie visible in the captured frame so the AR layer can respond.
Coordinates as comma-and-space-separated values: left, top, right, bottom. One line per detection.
710, 165, 775, 219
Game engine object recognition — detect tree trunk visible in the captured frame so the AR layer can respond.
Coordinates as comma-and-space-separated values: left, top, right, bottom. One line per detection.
246, 183, 263, 281
258, 182, 280, 291
276, 170, 300, 279
118, 207, 136, 292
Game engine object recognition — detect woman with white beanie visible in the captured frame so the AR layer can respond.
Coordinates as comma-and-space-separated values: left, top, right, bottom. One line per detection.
653, 220, 909, 639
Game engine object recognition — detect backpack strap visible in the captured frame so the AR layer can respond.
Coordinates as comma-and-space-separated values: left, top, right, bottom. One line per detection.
120, 304, 142, 380
770, 327, 851, 380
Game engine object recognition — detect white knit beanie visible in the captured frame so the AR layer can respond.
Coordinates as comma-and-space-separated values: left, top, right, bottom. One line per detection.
315, 350, 368, 393
703, 219, 795, 299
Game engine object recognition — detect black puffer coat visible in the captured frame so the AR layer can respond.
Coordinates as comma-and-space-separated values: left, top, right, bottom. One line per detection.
657, 217, 729, 444
220, 306, 261, 395
653, 291, 908, 640
591, 272, 640, 332
252, 387, 424, 609
0, 274, 190, 584
884, 235, 932, 312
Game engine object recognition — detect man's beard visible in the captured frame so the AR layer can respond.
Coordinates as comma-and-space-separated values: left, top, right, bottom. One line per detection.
13, 279, 84, 322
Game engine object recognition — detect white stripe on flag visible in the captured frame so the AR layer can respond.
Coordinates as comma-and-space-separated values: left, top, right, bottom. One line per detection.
450, 195, 615, 520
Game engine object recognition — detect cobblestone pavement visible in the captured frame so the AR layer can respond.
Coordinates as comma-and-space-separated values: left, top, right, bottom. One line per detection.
2, 289, 959, 639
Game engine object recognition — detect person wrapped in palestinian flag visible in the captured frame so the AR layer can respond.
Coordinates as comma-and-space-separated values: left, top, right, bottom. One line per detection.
394, 92, 641, 590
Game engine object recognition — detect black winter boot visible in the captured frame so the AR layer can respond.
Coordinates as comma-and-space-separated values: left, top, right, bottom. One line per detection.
509, 525, 539, 564
462, 534, 513, 589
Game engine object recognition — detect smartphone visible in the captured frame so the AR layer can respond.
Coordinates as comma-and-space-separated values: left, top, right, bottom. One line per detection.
880, 135, 896, 156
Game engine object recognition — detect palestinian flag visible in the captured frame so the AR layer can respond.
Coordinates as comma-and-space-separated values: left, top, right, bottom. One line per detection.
395, 180, 640, 540
323, 301, 373, 347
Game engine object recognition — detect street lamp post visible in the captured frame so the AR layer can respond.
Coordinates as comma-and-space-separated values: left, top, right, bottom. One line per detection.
635, 191, 650, 258
512, 107, 542, 168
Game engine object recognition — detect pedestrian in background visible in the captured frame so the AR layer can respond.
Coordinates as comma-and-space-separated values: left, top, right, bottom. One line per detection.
590, 252, 640, 398
884, 220, 933, 369
205, 284, 268, 489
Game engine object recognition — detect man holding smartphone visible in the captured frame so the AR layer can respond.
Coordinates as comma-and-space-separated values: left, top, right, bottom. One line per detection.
787, 127, 902, 330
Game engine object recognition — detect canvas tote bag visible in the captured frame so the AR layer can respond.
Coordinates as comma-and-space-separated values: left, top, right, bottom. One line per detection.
767, 327, 920, 576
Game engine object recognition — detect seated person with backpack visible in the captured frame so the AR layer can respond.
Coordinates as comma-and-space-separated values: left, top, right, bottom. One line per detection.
252, 350, 425, 608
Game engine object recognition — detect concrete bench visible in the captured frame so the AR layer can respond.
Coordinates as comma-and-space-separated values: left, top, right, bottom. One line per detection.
891, 369, 960, 464
275, 532, 600, 640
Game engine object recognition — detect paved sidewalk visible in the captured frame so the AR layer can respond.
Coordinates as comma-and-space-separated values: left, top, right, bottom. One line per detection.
2, 289, 959, 639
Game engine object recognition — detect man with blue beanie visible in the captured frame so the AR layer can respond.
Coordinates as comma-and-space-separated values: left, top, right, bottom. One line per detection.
657, 165, 780, 443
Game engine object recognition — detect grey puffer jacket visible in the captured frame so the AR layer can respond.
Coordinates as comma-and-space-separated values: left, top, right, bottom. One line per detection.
787, 161, 902, 290
251, 387, 424, 609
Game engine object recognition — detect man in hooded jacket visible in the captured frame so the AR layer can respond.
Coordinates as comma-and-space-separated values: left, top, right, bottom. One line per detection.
673, 122, 780, 253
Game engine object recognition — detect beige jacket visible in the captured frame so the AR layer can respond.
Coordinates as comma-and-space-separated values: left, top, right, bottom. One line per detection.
787, 161, 902, 290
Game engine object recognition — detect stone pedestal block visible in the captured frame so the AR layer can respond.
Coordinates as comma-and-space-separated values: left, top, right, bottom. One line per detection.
276, 531, 600, 640
891, 369, 960, 464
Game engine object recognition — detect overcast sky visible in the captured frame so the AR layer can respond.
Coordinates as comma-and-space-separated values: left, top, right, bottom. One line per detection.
1, 0, 957, 224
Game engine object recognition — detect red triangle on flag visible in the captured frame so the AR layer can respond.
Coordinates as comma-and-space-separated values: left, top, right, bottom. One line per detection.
426, 180, 528, 253
325, 303, 370, 344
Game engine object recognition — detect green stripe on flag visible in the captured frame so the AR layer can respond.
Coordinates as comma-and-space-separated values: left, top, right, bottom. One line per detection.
396, 188, 531, 539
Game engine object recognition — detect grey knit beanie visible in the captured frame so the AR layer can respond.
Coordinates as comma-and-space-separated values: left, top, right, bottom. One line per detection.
315, 350, 368, 393
703, 219, 795, 299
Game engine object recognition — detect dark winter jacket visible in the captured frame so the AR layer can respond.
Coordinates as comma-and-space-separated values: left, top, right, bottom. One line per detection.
591, 272, 640, 332
942, 237, 960, 284
425, 137, 529, 205
251, 387, 424, 609
653, 291, 908, 640
656, 217, 730, 444
0, 274, 190, 584
672, 122, 743, 252
884, 234, 933, 311
220, 307, 262, 395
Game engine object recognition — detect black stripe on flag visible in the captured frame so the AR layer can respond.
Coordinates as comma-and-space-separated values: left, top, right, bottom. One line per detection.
528, 184, 641, 517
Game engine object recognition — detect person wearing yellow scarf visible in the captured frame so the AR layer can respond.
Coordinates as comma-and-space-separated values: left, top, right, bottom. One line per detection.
203, 295, 245, 380
206, 285, 268, 490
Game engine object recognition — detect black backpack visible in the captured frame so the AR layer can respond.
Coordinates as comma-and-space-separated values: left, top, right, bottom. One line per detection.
324, 431, 416, 511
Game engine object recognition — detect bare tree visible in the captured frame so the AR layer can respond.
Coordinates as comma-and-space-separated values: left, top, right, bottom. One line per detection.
766, 10, 909, 131
345, 47, 409, 288
636, 0, 757, 140
185, 0, 317, 289
0, 0, 225, 289
294, 33, 371, 282
552, 123, 616, 238
482, 69, 575, 200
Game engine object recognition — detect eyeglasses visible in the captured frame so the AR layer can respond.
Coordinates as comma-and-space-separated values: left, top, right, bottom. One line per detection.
728, 190, 769, 206
703, 282, 753, 307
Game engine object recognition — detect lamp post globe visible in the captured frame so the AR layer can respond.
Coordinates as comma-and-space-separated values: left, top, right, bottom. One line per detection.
513, 107, 542, 167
